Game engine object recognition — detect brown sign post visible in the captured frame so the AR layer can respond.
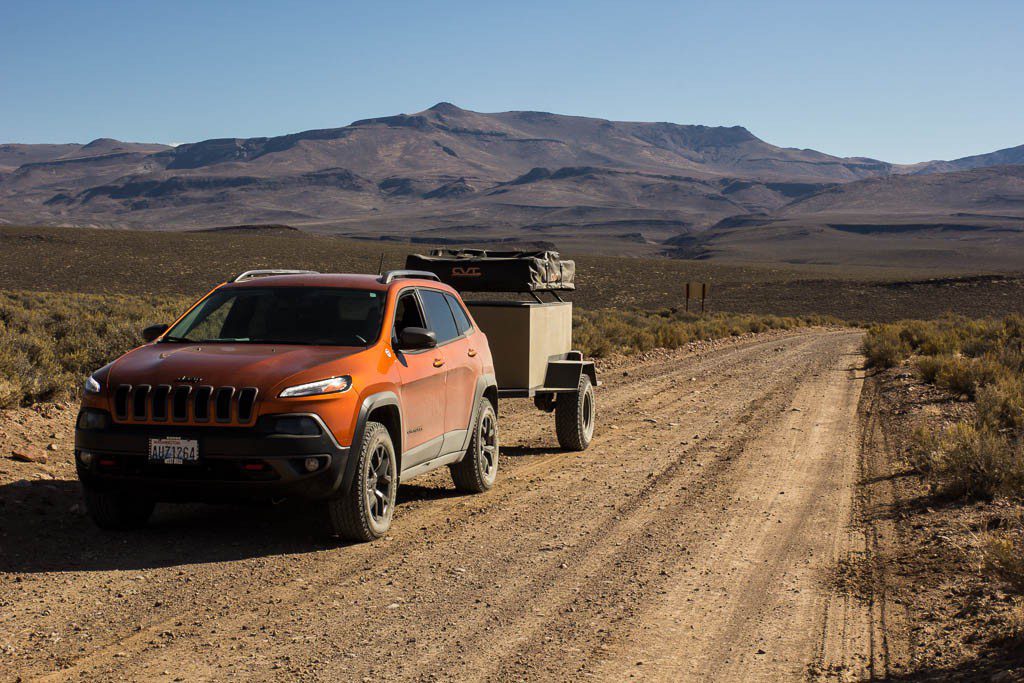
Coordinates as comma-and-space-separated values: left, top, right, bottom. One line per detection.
685, 282, 710, 313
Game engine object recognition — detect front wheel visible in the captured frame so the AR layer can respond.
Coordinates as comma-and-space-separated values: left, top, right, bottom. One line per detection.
82, 486, 155, 530
556, 374, 595, 451
322, 421, 397, 542
450, 398, 499, 493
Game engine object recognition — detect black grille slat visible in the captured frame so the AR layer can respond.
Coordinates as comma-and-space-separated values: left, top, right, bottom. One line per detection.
132, 385, 151, 420
194, 386, 213, 422
172, 386, 191, 421
152, 385, 171, 421
111, 383, 257, 424
114, 385, 131, 419
214, 387, 235, 423
237, 388, 258, 423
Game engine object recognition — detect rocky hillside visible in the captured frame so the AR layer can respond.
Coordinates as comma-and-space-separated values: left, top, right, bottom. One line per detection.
1, 103, 1022, 265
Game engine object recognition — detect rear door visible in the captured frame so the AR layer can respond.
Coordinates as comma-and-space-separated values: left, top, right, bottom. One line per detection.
418, 289, 478, 452
393, 289, 446, 466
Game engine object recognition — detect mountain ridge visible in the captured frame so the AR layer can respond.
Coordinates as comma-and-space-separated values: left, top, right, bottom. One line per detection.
1, 103, 1022, 267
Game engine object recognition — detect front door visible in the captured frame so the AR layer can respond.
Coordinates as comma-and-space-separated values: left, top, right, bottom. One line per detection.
393, 290, 446, 466
418, 289, 479, 453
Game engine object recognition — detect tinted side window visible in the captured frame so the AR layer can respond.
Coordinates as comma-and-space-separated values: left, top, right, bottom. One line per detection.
444, 293, 473, 335
393, 291, 426, 341
419, 289, 460, 343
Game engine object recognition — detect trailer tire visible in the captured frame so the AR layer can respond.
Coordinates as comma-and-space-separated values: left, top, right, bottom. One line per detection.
556, 374, 595, 451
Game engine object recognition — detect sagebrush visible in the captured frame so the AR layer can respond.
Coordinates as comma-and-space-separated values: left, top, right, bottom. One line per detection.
0, 290, 187, 407
875, 316, 1024, 501
573, 308, 842, 358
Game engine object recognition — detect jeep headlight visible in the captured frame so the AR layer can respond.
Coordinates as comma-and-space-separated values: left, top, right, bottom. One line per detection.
84, 374, 102, 394
279, 376, 351, 398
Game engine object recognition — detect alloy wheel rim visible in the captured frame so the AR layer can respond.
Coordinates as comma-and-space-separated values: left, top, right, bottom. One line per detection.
365, 443, 394, 523
480, 412, 498, 478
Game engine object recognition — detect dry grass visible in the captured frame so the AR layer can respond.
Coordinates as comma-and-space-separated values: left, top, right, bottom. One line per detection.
931, 423, 1024, 500
0, 290, 187, 407
863, 325, 910, 368
872, 316, 1024, 502
981, 530, 1024, 595
572, 308, 841, 358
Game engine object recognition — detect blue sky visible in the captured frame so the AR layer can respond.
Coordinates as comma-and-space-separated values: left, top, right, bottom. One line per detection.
2, 0, 1021, 163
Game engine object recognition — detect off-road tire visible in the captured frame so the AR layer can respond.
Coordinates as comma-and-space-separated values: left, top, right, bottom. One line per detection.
556, 374, 595, 451
450, 398, 499, 493
82, 486, 155, 530
322, 421, 397, 542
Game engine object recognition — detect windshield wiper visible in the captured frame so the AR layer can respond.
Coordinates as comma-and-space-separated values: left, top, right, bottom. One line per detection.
158, 335, 193, 343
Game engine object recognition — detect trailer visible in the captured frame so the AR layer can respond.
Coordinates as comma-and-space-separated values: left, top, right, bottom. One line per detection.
406, 250, 597, 451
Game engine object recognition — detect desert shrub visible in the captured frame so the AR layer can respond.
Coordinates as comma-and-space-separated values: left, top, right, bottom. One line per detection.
863, 325, 910, 368
905, 423, 944, 474
898, 320, 960, 356
0, 290, 188, 407
916, 354, 952, 384
935, 354, 1007, 400
931, 422, 1024, 500
572, 308, 841, 358
981, 531, 1024, 594
977, 375, 1024, 434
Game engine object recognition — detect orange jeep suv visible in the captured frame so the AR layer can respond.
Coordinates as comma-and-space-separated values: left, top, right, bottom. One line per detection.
75, 269, 498, 541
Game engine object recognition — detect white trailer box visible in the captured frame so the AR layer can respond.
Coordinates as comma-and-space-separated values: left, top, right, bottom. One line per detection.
465, 301, 572, 391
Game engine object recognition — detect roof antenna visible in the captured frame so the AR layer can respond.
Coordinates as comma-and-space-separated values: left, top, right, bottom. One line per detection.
377, 252, 385, 275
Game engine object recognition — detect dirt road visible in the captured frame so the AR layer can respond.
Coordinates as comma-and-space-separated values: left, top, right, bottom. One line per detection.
0, 329, 874, 682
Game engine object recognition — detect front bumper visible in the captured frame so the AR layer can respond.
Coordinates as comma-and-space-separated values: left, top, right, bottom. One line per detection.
75, 413, 350, 502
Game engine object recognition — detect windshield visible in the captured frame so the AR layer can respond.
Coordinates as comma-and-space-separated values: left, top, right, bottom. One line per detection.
163, 287, 385, 346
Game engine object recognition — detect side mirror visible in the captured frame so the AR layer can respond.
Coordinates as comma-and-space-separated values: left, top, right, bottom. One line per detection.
142, 324, 169, 343
397, 327, 436, 350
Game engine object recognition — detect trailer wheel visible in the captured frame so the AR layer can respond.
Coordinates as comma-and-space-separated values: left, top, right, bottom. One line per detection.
556, 374, 595, 451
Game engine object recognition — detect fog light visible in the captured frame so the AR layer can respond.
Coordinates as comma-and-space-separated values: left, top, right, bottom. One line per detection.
78, 450, 94, 465
271, 416, 321, 436
303, 457, 320, 472
77, 409, 110, 430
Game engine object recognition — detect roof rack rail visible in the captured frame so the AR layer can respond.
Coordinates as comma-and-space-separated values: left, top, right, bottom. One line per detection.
232, 269, 319, 282
380, 270, 441, 284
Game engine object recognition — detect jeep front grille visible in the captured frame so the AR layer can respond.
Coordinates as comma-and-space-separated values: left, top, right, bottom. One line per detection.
113, 384, 258, 424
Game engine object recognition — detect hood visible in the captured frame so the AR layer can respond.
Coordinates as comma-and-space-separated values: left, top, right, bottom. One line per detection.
108, 343, 364, 391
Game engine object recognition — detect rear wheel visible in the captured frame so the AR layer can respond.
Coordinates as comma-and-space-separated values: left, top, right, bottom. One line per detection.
82, 486, 155, 530
450, 398, 499, 493
323, 421, 397, 542
556, 374, 595, 451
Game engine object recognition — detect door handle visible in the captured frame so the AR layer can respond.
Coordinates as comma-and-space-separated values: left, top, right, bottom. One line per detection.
467, 348, 477, 357
433, 358, 445, 368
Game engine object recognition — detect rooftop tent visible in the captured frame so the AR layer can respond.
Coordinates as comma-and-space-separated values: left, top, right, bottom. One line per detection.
404, 249, 575, 292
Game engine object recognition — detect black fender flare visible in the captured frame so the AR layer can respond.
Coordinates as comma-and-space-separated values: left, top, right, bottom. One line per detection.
454, 373, 498, 458
339, 391, 402, 493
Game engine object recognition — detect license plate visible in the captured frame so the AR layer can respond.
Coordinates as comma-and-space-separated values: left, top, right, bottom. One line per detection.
148, 437, 199, 465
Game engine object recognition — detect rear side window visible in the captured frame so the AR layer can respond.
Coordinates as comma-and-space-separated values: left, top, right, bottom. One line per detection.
444, 293, 473, 335
419, 289, 460, 343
